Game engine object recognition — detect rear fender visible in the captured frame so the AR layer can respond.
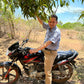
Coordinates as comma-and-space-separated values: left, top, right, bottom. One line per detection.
57, 59, 69, 65
70, 60, 77, 68
68, 50, 78, 61
0, 61, 22, 76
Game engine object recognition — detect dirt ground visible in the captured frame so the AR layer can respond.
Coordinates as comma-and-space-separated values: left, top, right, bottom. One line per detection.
0, 29, 84, 84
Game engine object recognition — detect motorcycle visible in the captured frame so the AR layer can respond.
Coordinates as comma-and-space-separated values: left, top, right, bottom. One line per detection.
0, 39, 78, 84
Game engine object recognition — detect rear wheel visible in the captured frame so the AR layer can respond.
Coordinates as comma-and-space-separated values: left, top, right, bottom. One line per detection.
52, 63, 73, 84
0, 66, 20, 84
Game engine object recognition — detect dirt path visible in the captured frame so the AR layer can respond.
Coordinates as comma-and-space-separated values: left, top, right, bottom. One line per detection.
0, 30, 84, 84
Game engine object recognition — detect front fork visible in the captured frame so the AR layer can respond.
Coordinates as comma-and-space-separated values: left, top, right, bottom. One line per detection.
4, 68, 11, 79
3, 61, 15, 79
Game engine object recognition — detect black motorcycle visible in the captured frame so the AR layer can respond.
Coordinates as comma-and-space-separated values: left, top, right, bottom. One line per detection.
0, 39, 78, 84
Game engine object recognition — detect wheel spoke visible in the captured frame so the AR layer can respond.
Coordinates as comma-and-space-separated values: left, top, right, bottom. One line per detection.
2, 67, 4, 75
8, 75, 10, 83
9, 73, 16, 77
0, 75, 2, 77
52, 63, 73, 83
0, 66, 19, 84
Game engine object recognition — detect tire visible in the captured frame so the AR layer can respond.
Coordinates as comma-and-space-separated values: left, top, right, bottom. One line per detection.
52, 63, 73, 84
0, 66, 20, 84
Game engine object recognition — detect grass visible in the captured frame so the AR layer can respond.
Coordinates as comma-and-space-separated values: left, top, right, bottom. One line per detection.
79, 33, 84, 41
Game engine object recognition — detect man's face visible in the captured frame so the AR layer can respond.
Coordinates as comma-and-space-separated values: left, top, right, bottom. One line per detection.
48, 17, 57, 29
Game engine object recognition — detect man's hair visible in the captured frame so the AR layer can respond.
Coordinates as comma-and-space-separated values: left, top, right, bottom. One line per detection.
49, 15, 58, 21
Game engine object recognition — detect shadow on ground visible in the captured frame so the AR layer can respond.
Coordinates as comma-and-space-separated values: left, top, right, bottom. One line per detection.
16, 58, 84, 84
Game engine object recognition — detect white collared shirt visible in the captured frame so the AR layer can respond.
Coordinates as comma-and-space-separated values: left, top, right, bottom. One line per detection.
43, 22, 61, 50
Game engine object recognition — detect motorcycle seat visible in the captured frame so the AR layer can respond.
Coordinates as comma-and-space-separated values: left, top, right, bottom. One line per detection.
56, 49, 78, 62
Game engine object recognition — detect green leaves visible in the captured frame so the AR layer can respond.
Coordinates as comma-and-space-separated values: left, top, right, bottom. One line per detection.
0, 0, 19, 13
60, 0, 70, 7
82, 0, 84, 4
79, 11, 84, 19
72, 0, 74, 2
1, 0, 84, 21
17, 0, 55, 20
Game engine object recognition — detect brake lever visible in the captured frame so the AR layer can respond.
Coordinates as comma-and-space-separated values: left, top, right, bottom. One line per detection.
21, 39, 29, 47
23, 39, 29, 43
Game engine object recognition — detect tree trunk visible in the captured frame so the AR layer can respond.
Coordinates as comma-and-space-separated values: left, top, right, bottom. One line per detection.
10, 19, 15, 39
8, 15, 15, 39
0, 25, 2, 37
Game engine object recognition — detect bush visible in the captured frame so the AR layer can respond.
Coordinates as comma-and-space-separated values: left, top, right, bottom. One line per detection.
57, 22, 84, 31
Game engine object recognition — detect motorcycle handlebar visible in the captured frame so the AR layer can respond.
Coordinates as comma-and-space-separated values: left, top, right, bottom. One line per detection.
23, 39, 29, 43
20, 39, 29, 47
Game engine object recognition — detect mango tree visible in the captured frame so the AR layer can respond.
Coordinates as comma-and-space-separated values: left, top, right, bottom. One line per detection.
0, 0, 84, 20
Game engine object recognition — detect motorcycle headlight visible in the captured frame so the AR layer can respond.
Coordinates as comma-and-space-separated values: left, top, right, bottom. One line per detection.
6, 50, 12, 56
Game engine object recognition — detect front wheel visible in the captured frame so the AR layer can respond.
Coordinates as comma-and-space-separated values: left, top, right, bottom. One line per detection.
0, 66, 20, 84
52, 63, 73, 84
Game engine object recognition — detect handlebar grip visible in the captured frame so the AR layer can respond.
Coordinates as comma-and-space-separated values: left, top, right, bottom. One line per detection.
26, 39, 29, 42
23, 39, 29, 43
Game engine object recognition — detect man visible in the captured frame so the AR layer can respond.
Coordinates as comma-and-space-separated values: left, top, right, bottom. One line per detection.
29, 15, 61, 84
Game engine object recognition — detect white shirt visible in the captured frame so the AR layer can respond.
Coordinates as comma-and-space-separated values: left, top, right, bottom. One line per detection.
43, 22, 61, 50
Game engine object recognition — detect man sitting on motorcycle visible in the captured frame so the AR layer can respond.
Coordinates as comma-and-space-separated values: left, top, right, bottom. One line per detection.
29, 14, 61, 84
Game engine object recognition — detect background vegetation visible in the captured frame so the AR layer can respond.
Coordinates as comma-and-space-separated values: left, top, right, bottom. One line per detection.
0, 0, 84, 39
0, 17, 84, 40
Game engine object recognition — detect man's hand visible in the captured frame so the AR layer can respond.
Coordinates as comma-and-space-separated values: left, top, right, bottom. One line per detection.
29, 49, 38, 54
29, 41, 52, 54
36, 16, 43, 25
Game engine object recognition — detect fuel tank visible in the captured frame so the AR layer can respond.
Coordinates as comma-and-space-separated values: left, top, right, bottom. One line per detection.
22, 47, 44, 63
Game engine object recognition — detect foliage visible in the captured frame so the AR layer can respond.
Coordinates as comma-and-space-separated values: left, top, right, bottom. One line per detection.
0, 5, 15, 39
7, 33, 12, 38
0, 0, 84, 39
79, 11, 84, 19
0, 0, 84, 21
0, 0, 19, 13
58, 21, 63, 25
57, 22, 84, 31
57, 22, 73, 29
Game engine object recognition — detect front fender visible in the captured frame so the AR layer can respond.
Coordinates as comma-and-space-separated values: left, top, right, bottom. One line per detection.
0, 61, 22, 76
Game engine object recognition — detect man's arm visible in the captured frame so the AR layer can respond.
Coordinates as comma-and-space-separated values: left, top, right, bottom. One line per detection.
29, 40, 52, 54
36, 16, 49, 29
36, 16, 43, 25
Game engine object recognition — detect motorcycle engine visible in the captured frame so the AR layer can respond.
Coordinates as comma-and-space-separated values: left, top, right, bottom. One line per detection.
35, 63, 44, 72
